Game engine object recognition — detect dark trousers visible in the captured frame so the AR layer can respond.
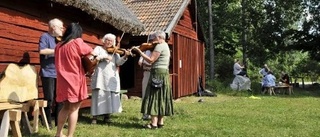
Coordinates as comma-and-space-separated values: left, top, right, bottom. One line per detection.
237, 71, 247, 77
41, 77, 63, 127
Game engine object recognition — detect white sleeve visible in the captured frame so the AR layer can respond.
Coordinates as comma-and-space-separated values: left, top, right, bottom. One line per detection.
259, 69, 263, 75
138, 56, 143, 63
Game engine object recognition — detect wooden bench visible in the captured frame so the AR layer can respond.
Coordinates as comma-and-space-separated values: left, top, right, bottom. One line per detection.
0, 103, 23, 137
262, 87, 276, 95
20, 100, 50, 134
274, 85, 293, 95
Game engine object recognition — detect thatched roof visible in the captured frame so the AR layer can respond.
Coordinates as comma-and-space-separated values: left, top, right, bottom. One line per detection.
50, 0, 145, 34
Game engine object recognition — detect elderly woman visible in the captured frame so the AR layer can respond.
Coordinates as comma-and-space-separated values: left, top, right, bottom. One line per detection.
133, 30, 174, 129
90, 33, 130, 124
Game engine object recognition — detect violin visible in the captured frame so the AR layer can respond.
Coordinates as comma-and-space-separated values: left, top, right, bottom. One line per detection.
55, 36, 62, 43
138, 42, 159, 52
130, 41, 159, 56
106, 47, 131, 56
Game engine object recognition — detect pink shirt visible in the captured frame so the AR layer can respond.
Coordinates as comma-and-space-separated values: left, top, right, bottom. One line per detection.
55, 38, 93, 103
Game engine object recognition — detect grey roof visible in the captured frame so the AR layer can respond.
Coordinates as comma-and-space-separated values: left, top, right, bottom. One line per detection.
50, 0, 145, 34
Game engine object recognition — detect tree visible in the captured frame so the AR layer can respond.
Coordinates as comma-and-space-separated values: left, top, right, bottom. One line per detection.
197, 0, 320, 83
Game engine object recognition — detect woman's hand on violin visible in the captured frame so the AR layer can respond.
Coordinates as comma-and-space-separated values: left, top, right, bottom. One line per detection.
123, 49, 131, 57
96, 54, 111, 61
132, 47, 142, 54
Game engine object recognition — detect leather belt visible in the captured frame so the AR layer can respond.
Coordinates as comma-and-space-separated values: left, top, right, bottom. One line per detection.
143, 66, 151, 71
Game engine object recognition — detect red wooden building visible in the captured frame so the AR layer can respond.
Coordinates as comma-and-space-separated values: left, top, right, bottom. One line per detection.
121, 0, 205, 99
0, 0, 205, 107
0, 0, 144, 106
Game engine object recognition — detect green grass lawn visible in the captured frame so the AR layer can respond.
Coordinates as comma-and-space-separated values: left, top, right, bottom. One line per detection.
33, 87, 320, 137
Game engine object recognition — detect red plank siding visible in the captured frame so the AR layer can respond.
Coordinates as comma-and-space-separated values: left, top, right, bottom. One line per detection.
0, 0, 122, 109
127, 2, 205, 99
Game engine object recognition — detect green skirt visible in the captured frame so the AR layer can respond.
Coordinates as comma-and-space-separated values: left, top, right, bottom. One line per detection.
141, 68, 174, 116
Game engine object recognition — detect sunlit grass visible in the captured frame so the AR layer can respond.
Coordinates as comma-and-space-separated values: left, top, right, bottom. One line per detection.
33, 87, 320, 137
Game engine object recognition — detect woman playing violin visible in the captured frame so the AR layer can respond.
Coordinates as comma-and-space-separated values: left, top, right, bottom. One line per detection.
90, 33, 130, 124
132, 31, 173, 129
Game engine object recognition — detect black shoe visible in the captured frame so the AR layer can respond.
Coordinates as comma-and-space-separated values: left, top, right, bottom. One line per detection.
157, 124, 164, 128
103, 115, 112, 124
104, 118, 112, 124
142, 114, 151, 120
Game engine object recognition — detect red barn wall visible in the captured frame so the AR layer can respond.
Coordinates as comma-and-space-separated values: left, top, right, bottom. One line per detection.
170, 3, 205, 98
0, 0, 120, 108
127, 2, 205, 99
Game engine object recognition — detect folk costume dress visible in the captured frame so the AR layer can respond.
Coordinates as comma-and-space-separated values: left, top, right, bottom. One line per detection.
55, 38, 93, 103
90, 46, 127, 116
141, 42, 174, 116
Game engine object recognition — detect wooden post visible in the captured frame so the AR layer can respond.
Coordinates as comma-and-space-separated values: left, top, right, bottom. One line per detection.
9, 109, 22, 137
30, 100, 39, 133
21, 103, 32, 134
0, 110, 10, 137
38, 100, 50, 130
0, 109, 22, 137
20, 99, 50, 134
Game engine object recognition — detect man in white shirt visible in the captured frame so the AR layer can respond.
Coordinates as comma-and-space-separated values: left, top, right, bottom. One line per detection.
259, 64, 269, 77
259, 64, 270, 93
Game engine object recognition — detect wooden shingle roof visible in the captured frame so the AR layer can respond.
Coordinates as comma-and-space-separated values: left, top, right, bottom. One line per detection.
50, 0, 145, 34
123, 0, 190, 36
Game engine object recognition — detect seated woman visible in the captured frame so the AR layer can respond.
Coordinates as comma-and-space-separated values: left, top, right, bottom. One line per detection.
262, 71, 276, 94
233, 59, 247, 77
280, 71, 290, 86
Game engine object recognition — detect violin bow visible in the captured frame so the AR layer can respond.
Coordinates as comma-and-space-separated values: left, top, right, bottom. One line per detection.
115, 32, 125, 48
111, 32, 125, 57
146, 33, 150, 43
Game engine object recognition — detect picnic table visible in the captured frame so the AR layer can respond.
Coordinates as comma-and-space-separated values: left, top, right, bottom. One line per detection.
274, 85, 294, 95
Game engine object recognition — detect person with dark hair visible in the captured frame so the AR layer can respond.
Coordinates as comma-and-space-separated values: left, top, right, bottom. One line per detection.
280, 71, 290, 85
54, 23, 94, 137
38, 18, 64, 129
132, 30, 173, 129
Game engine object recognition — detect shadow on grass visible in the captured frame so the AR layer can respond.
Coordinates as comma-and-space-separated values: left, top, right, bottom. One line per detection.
77, 108, 144, 129
30, 133, 52, 137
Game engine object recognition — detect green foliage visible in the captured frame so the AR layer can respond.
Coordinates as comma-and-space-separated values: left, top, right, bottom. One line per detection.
206, 79, 232, 93
197, 0, 320, 81
213, 53, 234, 81
294, 59, 320, 82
